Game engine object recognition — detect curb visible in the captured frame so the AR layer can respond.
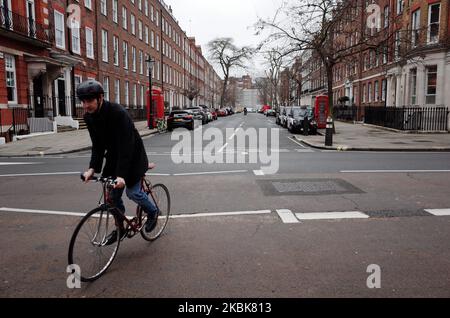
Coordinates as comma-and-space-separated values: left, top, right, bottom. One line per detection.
0, 129, 159, 158
295, 136, 450, 152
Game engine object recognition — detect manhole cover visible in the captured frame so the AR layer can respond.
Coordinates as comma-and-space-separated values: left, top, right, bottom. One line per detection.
29, 147, 51, 151
257, 179, 364, 196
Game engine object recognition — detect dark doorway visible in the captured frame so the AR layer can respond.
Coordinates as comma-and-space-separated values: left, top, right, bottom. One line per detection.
33, 75, 44, 117
58, 79, 66, 116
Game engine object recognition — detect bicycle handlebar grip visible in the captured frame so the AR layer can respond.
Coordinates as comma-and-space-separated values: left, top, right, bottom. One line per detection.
80, 173, 98, 182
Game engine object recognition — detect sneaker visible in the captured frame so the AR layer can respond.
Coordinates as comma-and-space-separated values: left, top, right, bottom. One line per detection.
103, 227, 127, 246
145, 213, 158, 233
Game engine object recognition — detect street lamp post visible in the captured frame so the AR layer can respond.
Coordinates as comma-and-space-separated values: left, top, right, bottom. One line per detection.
146, 56, 155, 129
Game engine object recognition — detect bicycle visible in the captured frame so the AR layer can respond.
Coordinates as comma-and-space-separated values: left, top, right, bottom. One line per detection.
156, 118, 167, 133
68, 165, 170, 282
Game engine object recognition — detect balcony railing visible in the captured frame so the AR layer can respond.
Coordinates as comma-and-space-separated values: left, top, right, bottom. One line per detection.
0, 6, 53, 43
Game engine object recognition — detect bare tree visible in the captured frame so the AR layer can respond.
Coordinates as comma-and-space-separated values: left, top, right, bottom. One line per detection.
263, 48, 284, 109
182, 83, 200, 107
208, 38, 253, 107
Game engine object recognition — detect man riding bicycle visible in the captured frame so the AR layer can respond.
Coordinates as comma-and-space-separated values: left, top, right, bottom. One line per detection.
77, 80, 158, 245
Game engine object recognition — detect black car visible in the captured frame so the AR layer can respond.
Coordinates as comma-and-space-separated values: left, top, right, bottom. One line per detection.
290, 106, 318, 135
167, 110, 195, 131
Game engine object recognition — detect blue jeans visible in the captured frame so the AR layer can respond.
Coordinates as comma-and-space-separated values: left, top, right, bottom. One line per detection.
109, 181, 158, 218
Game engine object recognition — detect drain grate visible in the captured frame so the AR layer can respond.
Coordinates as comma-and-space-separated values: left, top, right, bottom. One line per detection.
257, 179, 364, 196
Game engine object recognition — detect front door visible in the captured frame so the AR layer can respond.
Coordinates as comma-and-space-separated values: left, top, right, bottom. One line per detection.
33, 75, 44, 117
57, 79, 66, 116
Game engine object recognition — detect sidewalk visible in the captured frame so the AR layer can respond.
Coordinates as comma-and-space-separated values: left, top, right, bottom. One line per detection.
0, 121, 158, 157
294, 121, 450, 151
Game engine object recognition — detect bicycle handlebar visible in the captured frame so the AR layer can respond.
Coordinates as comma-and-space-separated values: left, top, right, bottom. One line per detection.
80, 174, 117, 185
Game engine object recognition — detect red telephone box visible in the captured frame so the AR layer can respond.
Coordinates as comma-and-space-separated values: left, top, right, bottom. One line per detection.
314, 95, 329, 129
146, 89, 164, 128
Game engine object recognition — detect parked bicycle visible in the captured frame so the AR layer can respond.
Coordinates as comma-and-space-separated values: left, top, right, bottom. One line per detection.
68, 164, 170, 282
156, 118, 167, 133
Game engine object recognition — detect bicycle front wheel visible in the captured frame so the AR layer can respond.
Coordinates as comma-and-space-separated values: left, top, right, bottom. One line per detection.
141, 183, 171, 241
68, 207, 120, 282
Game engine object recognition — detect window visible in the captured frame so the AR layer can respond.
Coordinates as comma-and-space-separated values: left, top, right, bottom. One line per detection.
145, 25, 149, 44
428, 3, 440, 44
138, 20, 142, 40
381, 79, 387, 102
383, 43, 388, 64
54, 11, 65, 49
368, 83, 372, 103
131, 14, 135, 35
85, 27, 94, 59
139, 50, 143, 74
396, 0, 404, 15
125, 81, 129, 106
156, 35, 160, 51
425, 65, 437, 104
103, 77, 110, 101
132, 46, 136, 72
138, 0, 142, 11
5, 54, 17, 103
112, 0, 118, 23
144, 0, 148, 16
374, 81, 379, 102
155, 11, 159, 26
113, 36, 119, 66
384, 6, 390, 28
140, 85, 144, 107
394, 31, 400, 59
411, 10, 420, 47
150, 5, 154, 22
102, 29, 108, 62
123, 41, 128, 69
115, 79, 120, 104
100, 0, 107, 16
132, 84, 137, 105
151, 30, 155, 48
122, 6, 127, 29
71, 20, 80, 54
362, 84, 366, 103
410, 68, 417, 105
85, 0, 92, 10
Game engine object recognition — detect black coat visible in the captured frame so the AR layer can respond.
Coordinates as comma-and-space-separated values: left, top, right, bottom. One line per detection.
84, 100, 148, 187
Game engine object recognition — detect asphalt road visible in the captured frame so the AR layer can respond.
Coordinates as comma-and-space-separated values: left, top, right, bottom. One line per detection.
1, 113, 450, 297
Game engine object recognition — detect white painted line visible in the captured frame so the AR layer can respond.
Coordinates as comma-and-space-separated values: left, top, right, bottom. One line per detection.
0, 171, 80, 177
170, 210, 272, 219
0, 207, 86, 217
0, 162, 43, 165
228, 127, 241, 140
276, 209, 300, 223
253, 170, 265, 176
295, 211, 370, 220
218, 142, 228, 153
145, 173, 171, 176
288, 137, 307, 148
173, 170, 247, 176
425, 209, 450, 216
341, 170, 450, 173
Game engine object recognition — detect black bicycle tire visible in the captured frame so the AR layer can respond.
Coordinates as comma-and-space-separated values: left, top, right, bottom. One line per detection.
68, 207, 121, 282
140, 183, 171, 242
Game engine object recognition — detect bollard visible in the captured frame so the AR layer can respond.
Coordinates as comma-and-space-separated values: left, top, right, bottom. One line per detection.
325, 116, 333, 146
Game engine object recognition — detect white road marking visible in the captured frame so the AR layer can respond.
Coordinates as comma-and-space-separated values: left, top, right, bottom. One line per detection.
295, 211, 370, 220
253, 170, 265, 176
276, 209, 300, 223
145, 173, 171, 176
425, 209, 450, 216
173, 170, 247, 176
288, 137, 307, 148
170, 210, 272, 219
0, 171, 80, 177
341, 170, 450, 173
0, 207, 271, 219
0, 162, 43, 165
228, 127, 241, 140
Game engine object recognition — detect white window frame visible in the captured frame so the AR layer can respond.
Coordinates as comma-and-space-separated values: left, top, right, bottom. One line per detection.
381, 79, 387, 102
132, 83, 137, 106
396, 0, 404, 15
85, 27, 94, 59
427, 3, 440, 44
151, 30, 155, 48
144, 0, 148, 17
5, 54, 17, 103
374, 80, 379, 102
71, 20, 81, 55
100, 0, 107, 16
131, 14, 136, 35
54, 11, 65, 49
125, 81, 129, 106
410, 68, 417, 105
139, 50, 143, 75
132, 46, 136, 72
140, 85, 144, 107
112, 0, 118, 23
115, 79, 120, 104
113, 35, 119, 66
138, 20, 143, 40
102, 29, 108, 62
145, 26, 149, 44
123, 41, 129, 69
122, 6, 127, 30
103, 77, 110, 101
425, 65, 437, 104
411, 9, 420, 48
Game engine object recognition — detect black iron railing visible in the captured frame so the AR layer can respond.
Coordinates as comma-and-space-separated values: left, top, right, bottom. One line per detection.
364, 106, 449, 131
0, 6, 53, 43
334, 105, 359, 121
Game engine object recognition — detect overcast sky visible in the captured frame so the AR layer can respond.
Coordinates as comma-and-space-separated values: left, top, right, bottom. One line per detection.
164, 0, 285, 79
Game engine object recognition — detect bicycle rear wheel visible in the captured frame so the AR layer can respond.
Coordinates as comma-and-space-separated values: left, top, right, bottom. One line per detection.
141, 183, 171, 241
68, 207, 120, 282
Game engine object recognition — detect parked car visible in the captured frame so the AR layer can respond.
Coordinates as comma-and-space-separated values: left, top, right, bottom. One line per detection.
210, 109, 218, 120
286, 107, 301, 132
289, 106, 318, 135
217, 108, 228, 117
259, 105, 271, 114
280, 106, 292, 128
167, 110, 195, 131
186, 106, 208, 125
265, 109, 276, 117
